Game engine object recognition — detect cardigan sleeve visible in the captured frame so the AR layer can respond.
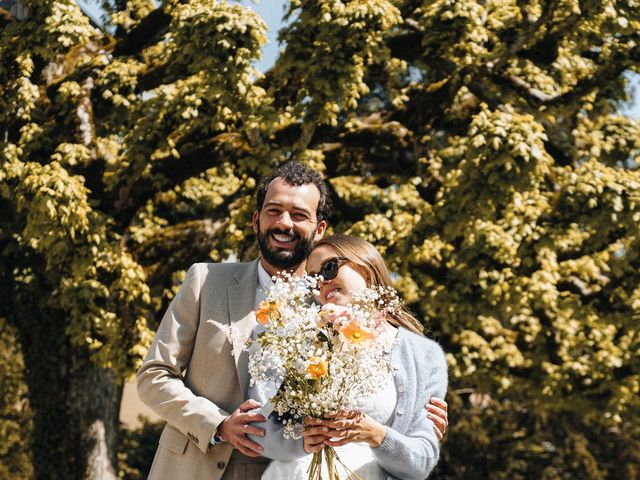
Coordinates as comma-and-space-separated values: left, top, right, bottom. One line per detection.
372, 335, 448, 479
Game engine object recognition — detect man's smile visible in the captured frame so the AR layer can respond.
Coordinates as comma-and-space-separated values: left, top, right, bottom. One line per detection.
270, 231, 299, 249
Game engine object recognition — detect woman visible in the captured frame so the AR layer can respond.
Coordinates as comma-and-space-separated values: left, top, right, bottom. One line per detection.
253, 235, 448, 480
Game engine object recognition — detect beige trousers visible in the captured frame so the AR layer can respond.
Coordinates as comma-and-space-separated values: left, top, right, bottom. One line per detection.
220, 450, 270, 480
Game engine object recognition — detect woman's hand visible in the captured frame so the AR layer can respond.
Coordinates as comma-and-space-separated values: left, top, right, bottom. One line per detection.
302, 418, 330, 453
425, 397, 448, 440
303, 410, 387, 450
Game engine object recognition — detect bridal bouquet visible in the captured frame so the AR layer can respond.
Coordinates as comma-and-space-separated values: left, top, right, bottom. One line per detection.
248, 273, 397, 480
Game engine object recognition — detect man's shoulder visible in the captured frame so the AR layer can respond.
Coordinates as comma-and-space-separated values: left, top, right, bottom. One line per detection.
188, 260, 258, 283
190, 261, 251, 272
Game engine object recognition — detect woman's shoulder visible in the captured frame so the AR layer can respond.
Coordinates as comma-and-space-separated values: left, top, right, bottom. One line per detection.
397, 328, 444, 352
396, 328, 448, 397
396, 328, 447, 367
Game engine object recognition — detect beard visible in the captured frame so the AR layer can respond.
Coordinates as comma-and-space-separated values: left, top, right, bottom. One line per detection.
257, 223, 315, 270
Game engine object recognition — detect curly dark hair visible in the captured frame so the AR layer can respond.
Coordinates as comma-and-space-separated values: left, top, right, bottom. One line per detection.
256, 161, 332, 222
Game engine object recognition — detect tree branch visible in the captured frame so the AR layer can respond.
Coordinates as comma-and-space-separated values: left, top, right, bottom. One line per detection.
112, 7, 171, 57
492, 44, 639, 108
557, 275, 608, 297
489, 0, 561, 73
109, 132, 239, 229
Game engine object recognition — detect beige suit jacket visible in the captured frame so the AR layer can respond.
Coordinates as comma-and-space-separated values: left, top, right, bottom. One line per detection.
137, 260, 260, 480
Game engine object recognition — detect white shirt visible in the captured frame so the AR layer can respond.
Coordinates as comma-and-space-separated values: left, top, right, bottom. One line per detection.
255, 261, 274, 310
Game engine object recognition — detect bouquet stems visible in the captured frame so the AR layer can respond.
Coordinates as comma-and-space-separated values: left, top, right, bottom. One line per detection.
307, 445, 362, 480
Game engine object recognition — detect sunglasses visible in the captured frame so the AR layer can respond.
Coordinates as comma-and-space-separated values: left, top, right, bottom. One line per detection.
311, 256, 350, 280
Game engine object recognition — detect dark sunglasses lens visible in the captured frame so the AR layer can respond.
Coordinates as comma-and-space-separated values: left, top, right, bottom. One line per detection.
320, 259, 339, 280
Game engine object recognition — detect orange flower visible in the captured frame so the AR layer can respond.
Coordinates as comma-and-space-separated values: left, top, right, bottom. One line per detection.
338, 320, 378, 344
306, 357, 328, 380
256, 301, 279, 325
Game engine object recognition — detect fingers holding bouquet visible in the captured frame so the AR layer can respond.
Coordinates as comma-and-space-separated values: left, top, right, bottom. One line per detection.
301, 418, 329, 454
303, 397, 448, 452
303, 410, 387, 450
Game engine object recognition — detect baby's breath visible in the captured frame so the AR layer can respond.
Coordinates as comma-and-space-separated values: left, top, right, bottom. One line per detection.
248, 274, 396, 439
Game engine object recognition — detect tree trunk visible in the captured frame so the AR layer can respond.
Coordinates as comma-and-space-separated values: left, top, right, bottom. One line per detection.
21, 314, 122, 480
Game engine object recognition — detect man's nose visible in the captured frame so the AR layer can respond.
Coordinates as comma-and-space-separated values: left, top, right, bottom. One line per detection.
275, 211, 294, 229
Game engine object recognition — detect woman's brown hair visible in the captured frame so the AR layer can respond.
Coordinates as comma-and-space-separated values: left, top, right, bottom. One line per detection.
312, 235, 424, 336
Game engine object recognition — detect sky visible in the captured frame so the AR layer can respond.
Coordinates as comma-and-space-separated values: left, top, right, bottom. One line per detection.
77, 0, 288, 73
76, 0, 638, 118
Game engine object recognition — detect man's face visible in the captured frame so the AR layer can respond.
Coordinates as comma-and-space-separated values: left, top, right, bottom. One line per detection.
252, 177, 327, 270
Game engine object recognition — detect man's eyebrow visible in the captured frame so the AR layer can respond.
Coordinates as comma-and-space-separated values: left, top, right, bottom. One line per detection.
292, 207, 312, 216
263, 201, 283, 209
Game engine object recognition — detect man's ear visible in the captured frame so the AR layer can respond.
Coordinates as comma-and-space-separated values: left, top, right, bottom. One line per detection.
252, 211, 259, 233
314, 220, 327, 242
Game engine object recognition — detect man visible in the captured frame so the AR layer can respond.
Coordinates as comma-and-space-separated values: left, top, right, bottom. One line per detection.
137, 162, 448, 480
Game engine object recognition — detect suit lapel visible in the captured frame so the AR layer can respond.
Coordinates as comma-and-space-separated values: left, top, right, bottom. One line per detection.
228, 258, 260, 399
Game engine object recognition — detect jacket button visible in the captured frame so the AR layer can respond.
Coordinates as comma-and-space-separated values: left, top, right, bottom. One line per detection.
397, 409, 404, 416
217, 461, 226, 469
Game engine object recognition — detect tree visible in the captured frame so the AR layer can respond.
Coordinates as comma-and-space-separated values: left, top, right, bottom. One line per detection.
0, 0, 267, 477
272, 1, 640, 477
0, 317, 32, 480
1, 0, 639, 478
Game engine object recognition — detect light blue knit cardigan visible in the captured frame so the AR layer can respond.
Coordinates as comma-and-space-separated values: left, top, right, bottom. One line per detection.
249, 327, 448, 480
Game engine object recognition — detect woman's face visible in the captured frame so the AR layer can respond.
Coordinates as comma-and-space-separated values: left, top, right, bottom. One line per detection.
306, 245, 367, 305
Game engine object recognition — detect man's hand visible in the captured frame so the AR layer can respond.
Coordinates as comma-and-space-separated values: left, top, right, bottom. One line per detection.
425, 397, 448, 440
218, 399, 267, 457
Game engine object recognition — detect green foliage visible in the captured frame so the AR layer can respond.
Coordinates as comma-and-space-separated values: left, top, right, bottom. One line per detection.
0, 318, 32, 480
1, 0, 639, 478
434, 391, 640, 479
118, 418, 162, 480
275, 0, 402, 128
